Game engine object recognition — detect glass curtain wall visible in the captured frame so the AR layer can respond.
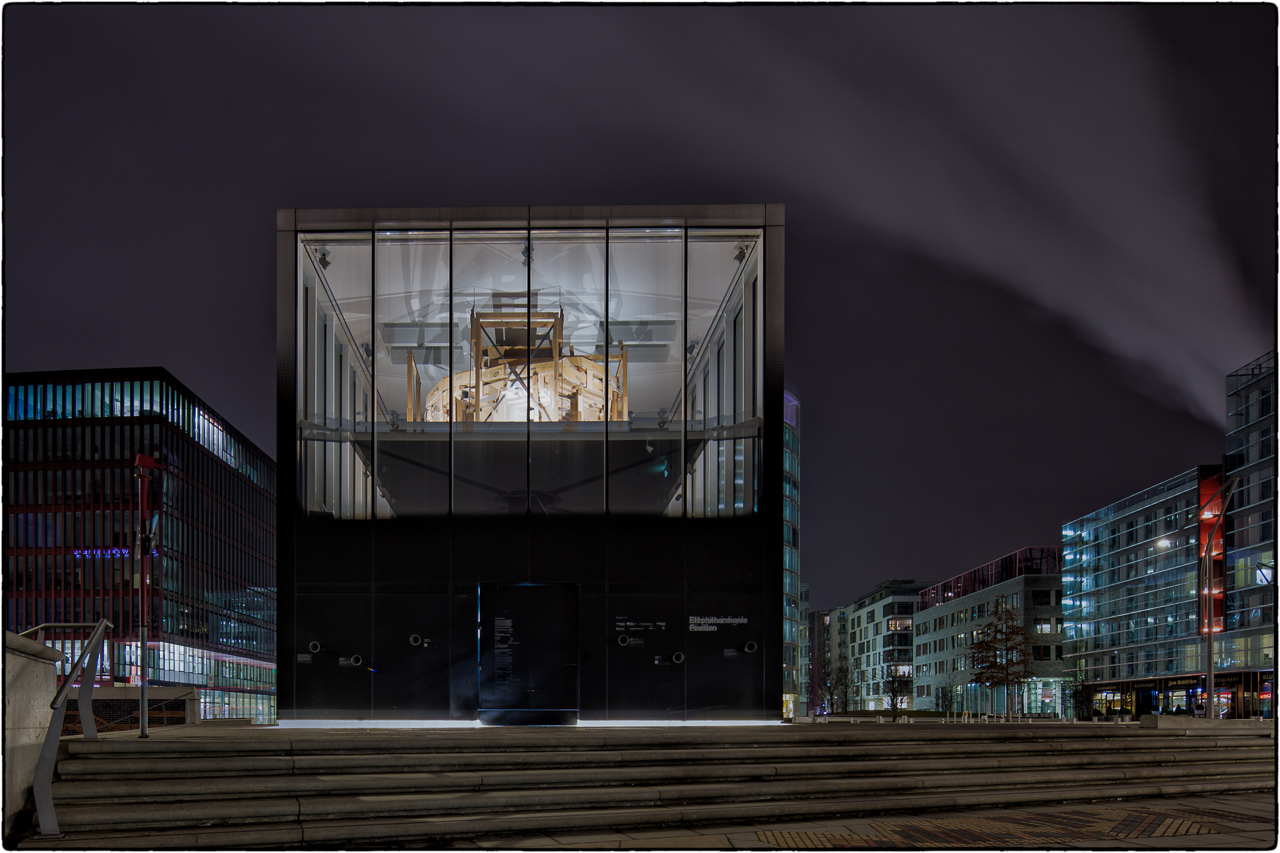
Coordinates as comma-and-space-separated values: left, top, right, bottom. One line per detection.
373, 232, 451, 516
687, 232, 762, 518
297, 235, 377, 519
607, 230, 684, 514
530, 231, 606, 514
297, 227, 762, 518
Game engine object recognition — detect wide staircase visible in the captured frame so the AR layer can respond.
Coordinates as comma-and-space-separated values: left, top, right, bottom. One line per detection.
16, 721, 1275, 848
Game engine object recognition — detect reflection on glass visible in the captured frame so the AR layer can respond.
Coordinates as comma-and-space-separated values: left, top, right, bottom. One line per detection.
297, 234, 377, 519
295, 226, 766, 520
607, 230, 684, 515
529, 231, 606, 514
374, 232, 450, 516
686, 231, 761, 518
451, 232, 529, 514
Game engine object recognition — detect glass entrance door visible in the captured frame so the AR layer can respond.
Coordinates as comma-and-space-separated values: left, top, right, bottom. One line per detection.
478, 584, 579, 725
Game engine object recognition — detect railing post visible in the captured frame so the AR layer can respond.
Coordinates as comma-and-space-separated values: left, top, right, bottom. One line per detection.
32, 704, 67, 836
28, 619, 112, 838
76, 635, 103, 741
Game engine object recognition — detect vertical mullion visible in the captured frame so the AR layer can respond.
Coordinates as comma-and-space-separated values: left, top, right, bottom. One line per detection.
682, 227, 689, 518
370, 230, 377, 520
526, 212, 532, 519
603, 225, 610, 718
603, 228, 610, 516
681, 225, 689, 721
449, 226, 455, 517
369, 229, 376, 715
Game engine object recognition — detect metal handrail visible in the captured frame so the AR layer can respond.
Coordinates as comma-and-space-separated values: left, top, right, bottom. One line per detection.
19, 622, 102, 644
30, 618, 112, 837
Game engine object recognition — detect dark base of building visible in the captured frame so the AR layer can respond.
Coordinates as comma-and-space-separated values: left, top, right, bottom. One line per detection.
478, 710, 578, 726
280, 515, 782, 722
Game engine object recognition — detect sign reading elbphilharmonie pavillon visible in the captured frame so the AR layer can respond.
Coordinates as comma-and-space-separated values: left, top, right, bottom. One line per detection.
277, 205, 784, 723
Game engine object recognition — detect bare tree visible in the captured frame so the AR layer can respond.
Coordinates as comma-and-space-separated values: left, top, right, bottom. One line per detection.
883, 666, 913, 721
1062, 672, 1094, 721
813, 653, 849, 715
968, 606, 1032, 722
933, 668, 962, 716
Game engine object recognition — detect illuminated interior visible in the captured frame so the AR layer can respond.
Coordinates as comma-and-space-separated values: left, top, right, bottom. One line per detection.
297, 228, 763, 517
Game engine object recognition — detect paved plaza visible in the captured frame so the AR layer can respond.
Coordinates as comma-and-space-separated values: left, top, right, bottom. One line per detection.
442, 792, 1276, 850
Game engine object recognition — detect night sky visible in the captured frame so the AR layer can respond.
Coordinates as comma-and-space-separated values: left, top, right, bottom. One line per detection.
4, 6, 1275, 610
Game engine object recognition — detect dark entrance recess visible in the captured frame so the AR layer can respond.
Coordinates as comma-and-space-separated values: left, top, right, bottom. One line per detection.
478, 584, 579, 725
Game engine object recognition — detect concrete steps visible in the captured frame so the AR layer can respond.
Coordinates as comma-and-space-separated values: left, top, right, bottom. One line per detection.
17, 722, 1275, 848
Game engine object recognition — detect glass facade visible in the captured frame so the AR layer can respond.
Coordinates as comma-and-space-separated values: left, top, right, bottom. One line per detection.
797, 580, 809, 716
782, 391, 801, 717
1060, 354, 1276, 719
1062, 470, 1210, 685
4, 369, 277, 723
280, 206, 784, 722
297, 226, 763, 518
1223, 352, 1275, 675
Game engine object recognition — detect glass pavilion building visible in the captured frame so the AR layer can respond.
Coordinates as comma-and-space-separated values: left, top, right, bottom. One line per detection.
277, 205, 785, 723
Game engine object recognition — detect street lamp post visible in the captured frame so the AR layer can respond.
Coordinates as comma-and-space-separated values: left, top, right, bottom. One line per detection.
133, 454, 161, 738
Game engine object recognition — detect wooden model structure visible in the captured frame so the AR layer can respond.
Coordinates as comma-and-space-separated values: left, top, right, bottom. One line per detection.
407, 304, 628, 423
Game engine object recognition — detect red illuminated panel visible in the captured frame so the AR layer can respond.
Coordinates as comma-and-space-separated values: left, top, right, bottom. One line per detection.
1197, 473, 1225, 634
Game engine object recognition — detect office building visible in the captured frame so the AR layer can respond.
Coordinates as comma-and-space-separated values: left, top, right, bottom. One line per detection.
1223, 352, 1275, 703
916, 548, 1064, 716
4, 368, 277, 722
1062, 351, 1276, 719
277, 205, 785, 723
1062, 468, 1232, 716
797, 580, 809, 717
782, 390, 801, 718
845, 579, 924, 712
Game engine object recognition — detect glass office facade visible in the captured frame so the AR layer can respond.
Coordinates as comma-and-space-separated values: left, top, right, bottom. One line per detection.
1063, 353, 1277, 719
1062, 466, 1272, 717
1223, 351, 1276, 716
782, 391, 801, 717
4, 369, 277, 723
297, 226, 763, 519
280, 206, 785, 722
1063, 470, 1212, 688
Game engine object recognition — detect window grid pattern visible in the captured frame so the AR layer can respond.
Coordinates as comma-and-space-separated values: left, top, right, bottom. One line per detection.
4, 370, 277, 723
1223, 351, 1276, 672
1061, 470, 1239, 684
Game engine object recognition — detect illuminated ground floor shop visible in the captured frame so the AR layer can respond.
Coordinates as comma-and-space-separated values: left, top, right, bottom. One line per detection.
943, 678, 1066, 718
1087, 670, 1273, 719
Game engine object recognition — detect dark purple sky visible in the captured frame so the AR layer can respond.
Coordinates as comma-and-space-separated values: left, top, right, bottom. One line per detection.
4, 6, 1274, 610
